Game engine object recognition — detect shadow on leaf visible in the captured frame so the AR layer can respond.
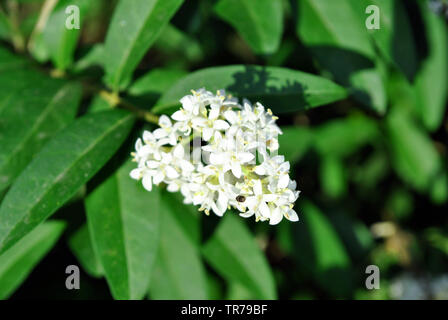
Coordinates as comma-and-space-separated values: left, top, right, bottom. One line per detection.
226, 65, 311, 113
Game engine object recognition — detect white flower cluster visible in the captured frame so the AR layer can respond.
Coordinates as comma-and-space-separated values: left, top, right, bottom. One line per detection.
130, 88, 299, 225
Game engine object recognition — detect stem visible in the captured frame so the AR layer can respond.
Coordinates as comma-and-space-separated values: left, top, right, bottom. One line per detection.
7, 0, 25, 52
27, 0, 59, 52
6, 36, 159, 126
99, 90, 159, 124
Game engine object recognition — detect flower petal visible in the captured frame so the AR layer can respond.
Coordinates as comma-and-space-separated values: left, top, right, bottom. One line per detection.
224, 110, 238, 124
253, 179, 262, 196
142, 174, 153, 191
209, 106, 220, 120
135, 138, 142, 151
238, 152, 254, 163
286, 209, 299, 222
165, 165, 180, 179
254, 165, 266, 175
203, 127, 213, 141
153, 171, 164, 185
263, 194, 277, 202
171, 110, 188, 121
180, 160, 195, 173
258, 201, 271, 218
231, 162, 242, 178
173, 144, 184, 159
278, 174, 290, 189
167, 183, 180, 192
142, 131, 154, 142
269, 207, 283, 225
180, 96, 194, 112
214, 119, 230, 130
147, 160, 159, 169
240, 211, 254, 218
209, 153, 224, 165
153, 128, 167, 139
158, 114, 172, 127
130, 168, 142, 180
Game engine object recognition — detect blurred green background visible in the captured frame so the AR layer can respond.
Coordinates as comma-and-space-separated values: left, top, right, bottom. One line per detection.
0, 0, 447, 300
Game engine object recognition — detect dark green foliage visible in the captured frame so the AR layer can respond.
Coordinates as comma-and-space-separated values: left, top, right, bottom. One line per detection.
0, 0, 446, 300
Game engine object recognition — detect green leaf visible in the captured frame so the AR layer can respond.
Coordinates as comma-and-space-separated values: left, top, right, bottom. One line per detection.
20, 12, 39, 39
386, 108, 441, 191
320, 156, 347, 198
414, 5, 448, 131
278, 126, 313, 165
352, 151, 389, 190
85, 161, 160, 300
297, 0, 386, 113
38, 0, 92, 70
313, 115, 379, 158
298, 0, 374, 58
128, 68, 187, 96
0, 221, 65, 299
0, 70, 82, 194
154, 65, 347, 114
0, 10, 11, 41
266, 39, 296, 67
385, 188, 414, 221
226, 281, 257, 300
127, 68, 188, 113
214, 0, 283, 54
104, 0, 184, 91
430, 170, 448, 205
149, 191, 208, 299
0, 46, 29, 72
87, 94, 111, 113
0, 110, 135, 254
73, 44, 105, 73
154, 24, 203, 63
29, 32, 50, 63
328, 211, 373, 262
0, 68, 39, 103
425, 228, 448, 256
68, 224, 103, 278
206, 272, 224, 300
386, 70, 418, 110
291, 201, 352, 297
352, 0, 417, 80
202, 214, 277, 299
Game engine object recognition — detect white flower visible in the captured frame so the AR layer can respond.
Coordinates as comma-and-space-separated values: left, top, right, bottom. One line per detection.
255, 155, 291, 191
153, 115, 178, 145
269, 196, 299, 225
132, 138, 150, 165
130, 166, 155, 192
205, 134, 254, 178
130, 88, 300, 224
203, 185, 229, 216
239, 180, 277, 221
200, 118, 230, 142
171, 144, 195, 175
209, 145, 254, 179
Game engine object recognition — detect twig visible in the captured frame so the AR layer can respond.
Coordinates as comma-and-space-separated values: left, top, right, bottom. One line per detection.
99, 90, 159, 124
27, 0, 59, 52
6, 0, 25, 52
